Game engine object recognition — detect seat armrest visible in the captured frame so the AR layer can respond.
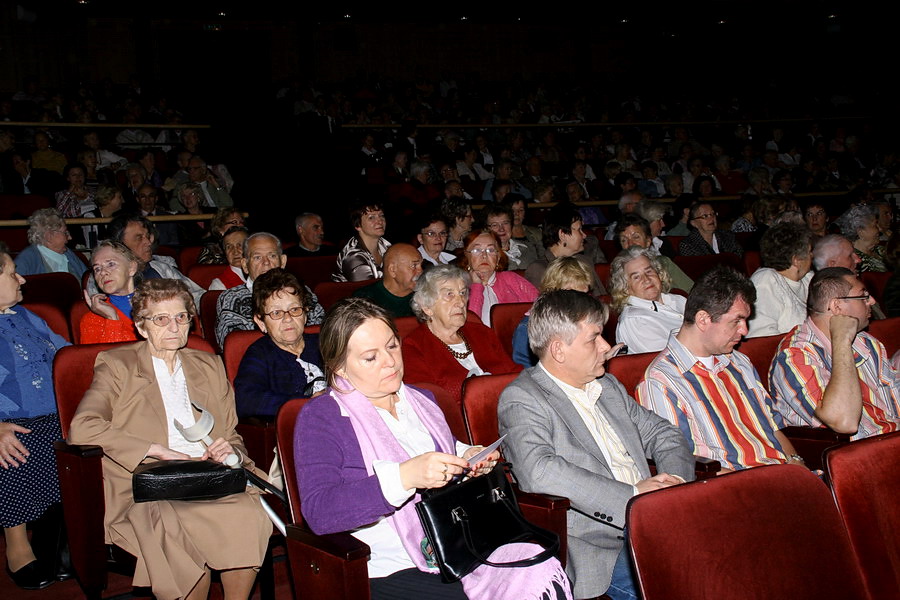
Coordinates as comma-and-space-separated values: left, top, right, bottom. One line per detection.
513, 488, 570, 567
515, 490, 570, 510
284, 524, 371, 600
781, 426, 852, 471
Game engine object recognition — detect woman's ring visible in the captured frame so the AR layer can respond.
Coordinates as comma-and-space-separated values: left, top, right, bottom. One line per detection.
442, 472, 448, 482
442, 464, 447, 474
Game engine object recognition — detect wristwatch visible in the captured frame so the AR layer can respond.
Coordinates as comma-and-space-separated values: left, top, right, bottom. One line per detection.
788, 454, 805, 463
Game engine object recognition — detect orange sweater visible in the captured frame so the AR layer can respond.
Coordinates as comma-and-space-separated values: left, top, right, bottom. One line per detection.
79, 301, 138, 344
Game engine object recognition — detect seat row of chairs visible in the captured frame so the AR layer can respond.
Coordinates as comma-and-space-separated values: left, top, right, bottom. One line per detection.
627, 431, 900, 600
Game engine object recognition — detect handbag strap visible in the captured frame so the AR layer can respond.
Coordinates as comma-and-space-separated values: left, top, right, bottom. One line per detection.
244, 467, 288, 505
456, 490, 560, 569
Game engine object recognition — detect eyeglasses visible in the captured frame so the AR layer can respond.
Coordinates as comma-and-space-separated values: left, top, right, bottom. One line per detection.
467, 247, 498, 256
263, 306, 305, 320
422, 230, 449, 238
488, 221, 511, 229
141, 312, 192, 327
835, 291, 871, 302
692, 212, 717, 221
92, 260, 122, 274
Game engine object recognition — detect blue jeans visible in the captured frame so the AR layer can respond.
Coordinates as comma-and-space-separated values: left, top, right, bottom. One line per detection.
606, 545, 638, 600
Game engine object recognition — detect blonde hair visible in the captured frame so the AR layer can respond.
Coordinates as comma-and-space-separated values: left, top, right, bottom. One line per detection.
540, 257, 594, 293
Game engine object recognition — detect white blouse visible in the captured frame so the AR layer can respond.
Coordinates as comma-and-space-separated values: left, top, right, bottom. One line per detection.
616, 293, 687, 354
747, 268, 812, 338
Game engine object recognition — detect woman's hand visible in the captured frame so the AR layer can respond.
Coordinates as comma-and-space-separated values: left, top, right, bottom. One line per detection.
146, 442, 190, 461
398, 451, 469, 490
0, 422, 31, 469
84, 290, 118, 320
462, 446, 500, 477
202, 437, 238, 465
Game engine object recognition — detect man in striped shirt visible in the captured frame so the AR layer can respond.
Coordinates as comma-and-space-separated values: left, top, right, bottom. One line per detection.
636, 267, 806, 471
769, 267, 900, 438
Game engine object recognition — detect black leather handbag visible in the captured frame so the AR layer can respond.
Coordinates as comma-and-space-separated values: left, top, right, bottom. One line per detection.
415, 464, 559, 583
132, 459, 247, 503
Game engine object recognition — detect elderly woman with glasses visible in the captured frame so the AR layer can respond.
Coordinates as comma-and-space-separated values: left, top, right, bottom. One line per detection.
70, 279, 271, 600
415, 214, 455, 268
402, 265, 520, 401
678, 201, 744, 257
234, 268, 326, 418
459, 230, 538, 324
481, 204, 538, 270
610, 247, 686, 354
14, 208, 88, 279
80, 240, 142, 344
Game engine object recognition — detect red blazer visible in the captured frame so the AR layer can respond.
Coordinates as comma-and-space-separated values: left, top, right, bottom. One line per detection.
402, 321, 521, 402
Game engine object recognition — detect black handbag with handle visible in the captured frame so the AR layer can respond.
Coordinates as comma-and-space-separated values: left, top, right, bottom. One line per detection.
132, 459, 247, 502
415, 463, 560, 583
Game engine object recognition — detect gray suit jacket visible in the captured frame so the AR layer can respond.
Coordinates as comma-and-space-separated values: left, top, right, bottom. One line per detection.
498, 366, 694, 598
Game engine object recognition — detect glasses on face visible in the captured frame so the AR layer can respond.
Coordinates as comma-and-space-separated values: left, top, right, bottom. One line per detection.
141, 312, 192, 327
692, 212, 717, 221
264, 306, 305, 321
439, 288, 469, 302
488, 221, 511, 230
423, 230, 448, 238
836, 291, 871, 302
468, 247, 498, 257
93, 260, 121, 274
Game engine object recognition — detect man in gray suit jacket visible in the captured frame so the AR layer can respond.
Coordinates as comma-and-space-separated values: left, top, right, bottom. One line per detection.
499, 290, 694, 600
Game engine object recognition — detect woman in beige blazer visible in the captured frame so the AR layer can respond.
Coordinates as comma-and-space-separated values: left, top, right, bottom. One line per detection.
70, 279, 271, 600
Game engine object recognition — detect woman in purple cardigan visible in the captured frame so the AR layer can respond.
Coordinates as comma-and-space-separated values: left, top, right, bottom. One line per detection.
458, 230, 538, 324
295, 298, 570, 600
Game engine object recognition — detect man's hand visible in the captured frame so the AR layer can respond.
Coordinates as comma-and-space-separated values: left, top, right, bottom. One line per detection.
635, 473, 683, 494
829, 314, 859, 348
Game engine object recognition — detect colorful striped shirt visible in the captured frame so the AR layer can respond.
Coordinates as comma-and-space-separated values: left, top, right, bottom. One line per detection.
768, 318, 900, 440
636, 333, 787, 470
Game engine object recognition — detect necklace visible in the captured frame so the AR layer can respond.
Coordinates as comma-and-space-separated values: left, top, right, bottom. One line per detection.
438, 329, 473, 359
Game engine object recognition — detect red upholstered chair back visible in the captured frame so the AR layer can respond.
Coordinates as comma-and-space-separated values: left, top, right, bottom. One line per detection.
489, 302, 530, 357
198, 289, 223, 350
606, 351, 657, 398
742, 250, 761, 277
825, 431, 900, 599
223, 329, 264, 385
627, 465, 868, 600
734, 333, 783, 392
673, 252, 743, 281
276, 397, 311, 524
186, 263, 228, 290
23, 301, 72, 342
412, 382, 470, 444
54, 342, 127, 438
312, 280, 371, 311
21, 272, 83, 314
461, 372, 519, 447
594, 263, 612, 290
394, 316, 420, 339
177, 245, 204, 273
285, 255, 339, 289
861, 270, 892, 304
867, 316, 900, 357
67, 302, 92, 344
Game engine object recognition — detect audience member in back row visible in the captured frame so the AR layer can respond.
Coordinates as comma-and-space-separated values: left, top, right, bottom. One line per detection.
353, 243, 422, 318
678, 201, 744, 257
80, 240, 140, 344
216, 232, 325, 348
197, 207, 246, 265
333, 202, 391, 282
747, 222, 815, 338
440, 196, 474, 252
234, 268, 326, 418
836, 204, 887, 272
208, 226, 249, 291
416, 214, 455, 268
615, 214, 693, 292
54, 163, 95, 218
80, 185, 125, 248
15, 208, 88, 280
769, 267, 899, 440
611, 246, 687, 355
285, 213, 336, 257
402, 264, 521, 401
524, 202, 608, 295
636, 267, 804, 472
86, 214, 206, 308
460, 230, 539, 324
482, 203, 538, 271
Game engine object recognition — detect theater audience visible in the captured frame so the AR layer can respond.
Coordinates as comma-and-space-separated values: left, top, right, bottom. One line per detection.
80, 240, 140, 344
352, 243, 422, 318
55, 163, 94, 218
803, 201, 829, 238
197, 208, 246, 265
415, 215, 455, 267
80, 184, 124, 248
234, 268, 326, 417
615, 214, 694, 292
333, 202, 391, 282
611, 247, 687, 354
440, 196, 474, 252
837, 204, 887, 272
482, 204, 537, 270
15, 208, 88, 279
460, 230, 538, 324
747, 222, 815, 338
208, 226, 249, 290
284, 213, 336, 257
679, 201, 744, 257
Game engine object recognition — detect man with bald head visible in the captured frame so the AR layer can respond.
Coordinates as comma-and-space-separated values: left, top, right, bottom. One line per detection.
352, 243, 423, 317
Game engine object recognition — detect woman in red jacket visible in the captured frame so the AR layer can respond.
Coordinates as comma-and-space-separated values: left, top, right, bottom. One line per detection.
402, 264, 521, 401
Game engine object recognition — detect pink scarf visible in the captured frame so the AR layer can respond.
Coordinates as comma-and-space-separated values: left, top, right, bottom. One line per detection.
331, 380, 572, 600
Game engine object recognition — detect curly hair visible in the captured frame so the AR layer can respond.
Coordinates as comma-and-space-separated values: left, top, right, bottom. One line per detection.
609, 246, 671, 312
251, 268, 311, 320
26, 208, 66, 246
410, 264, 470, 321
836, 204, 878, 242
760, 222, 814, 271
132, 279, 197, 321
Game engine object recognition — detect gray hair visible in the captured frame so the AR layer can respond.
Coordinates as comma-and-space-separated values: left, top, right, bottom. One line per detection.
27, 208, 66, 245
295, 212, 321, 229
410, 160, 431, 180
618, 191, 644, 211
635, 199, 669, 223
747, 167, 771, 187
242, 231, 283, 259
836, 204, 878, 241
528, 290, 608, 359
410, 264, 471, 321
609, 246, 671, 312
177, 182, 203, 202
812, 234, 852, 271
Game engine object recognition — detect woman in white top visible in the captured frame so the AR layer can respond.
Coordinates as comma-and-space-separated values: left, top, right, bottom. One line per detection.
747, 222, 815, 338
611, 247, 686, 354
